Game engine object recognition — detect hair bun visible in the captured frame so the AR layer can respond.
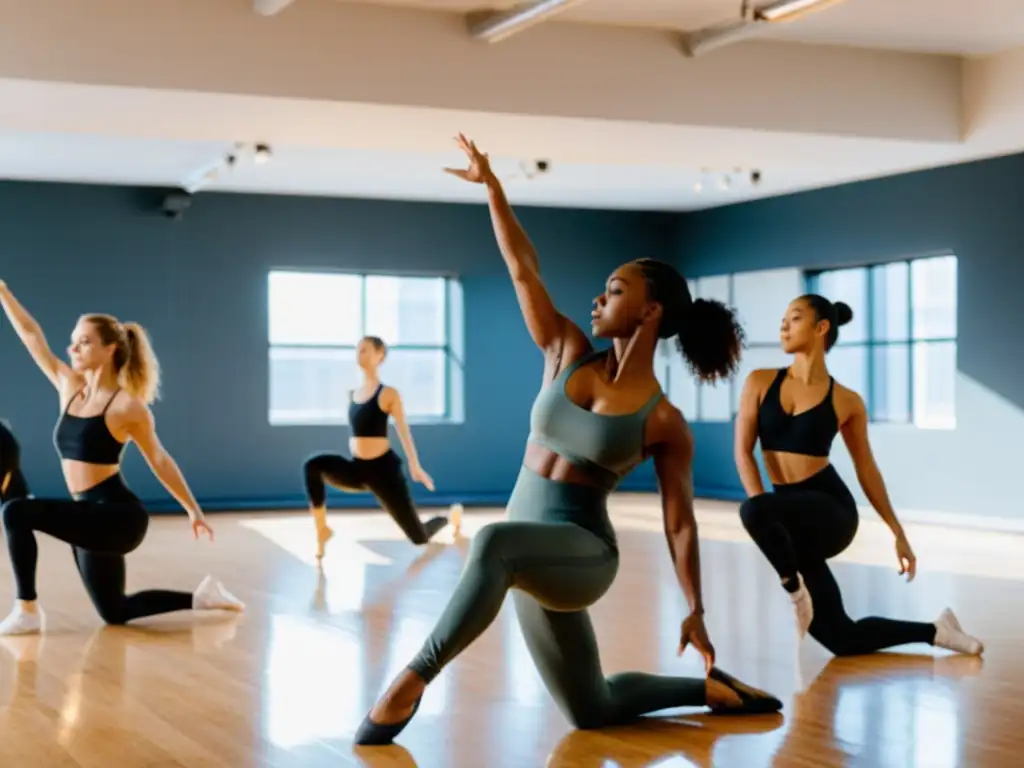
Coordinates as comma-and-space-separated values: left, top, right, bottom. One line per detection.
834, 301, 854, 327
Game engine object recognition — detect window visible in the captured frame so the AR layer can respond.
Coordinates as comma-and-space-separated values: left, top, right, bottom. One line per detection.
658, 268, 800, 422
267, 270, 465, 426
806, 254, 957, 429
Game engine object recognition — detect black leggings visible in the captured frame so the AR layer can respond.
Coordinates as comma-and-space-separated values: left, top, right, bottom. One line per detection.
303, 450, 447, 545
739, 465, 936, 656
0, 420, 30, 504
1, 474, 193, 623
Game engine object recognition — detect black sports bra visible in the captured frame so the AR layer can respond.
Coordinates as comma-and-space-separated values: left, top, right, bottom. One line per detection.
53, 389, 126, 465
756, 368, 838, 458
348, 384, 389, 438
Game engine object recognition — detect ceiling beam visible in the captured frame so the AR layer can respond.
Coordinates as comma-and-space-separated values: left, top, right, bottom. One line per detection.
253, 0, 296, 17
468, 0, 590, 44
681, 19, 764, 58
681, 0, 848, 57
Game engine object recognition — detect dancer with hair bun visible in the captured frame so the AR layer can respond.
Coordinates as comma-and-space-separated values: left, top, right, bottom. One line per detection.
0, 280, 243, 636
734, 293, 983, 656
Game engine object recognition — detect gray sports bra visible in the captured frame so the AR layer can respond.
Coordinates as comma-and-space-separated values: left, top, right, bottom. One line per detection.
527, 349, 663, 490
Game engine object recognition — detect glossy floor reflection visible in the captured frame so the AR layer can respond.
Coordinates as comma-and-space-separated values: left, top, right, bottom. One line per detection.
0, 498, 1019, 767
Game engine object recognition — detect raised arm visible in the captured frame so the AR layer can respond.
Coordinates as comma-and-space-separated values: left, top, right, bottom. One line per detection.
0, 280, 75, 390
124, 402, 212, 540
382, 387, 434, 491
445, 135, 584, 358
648, 404, 715, 671
839, 391, 916, 579
734, 371, 767, 497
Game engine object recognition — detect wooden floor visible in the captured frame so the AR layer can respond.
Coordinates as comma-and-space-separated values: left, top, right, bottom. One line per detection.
1, 496, 1021, 768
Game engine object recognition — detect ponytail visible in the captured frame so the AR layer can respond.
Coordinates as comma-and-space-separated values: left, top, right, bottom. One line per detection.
121, 322, 161, 405
676, 299, 745, 384
82, 314, 162, 405
632, 258, 746, 384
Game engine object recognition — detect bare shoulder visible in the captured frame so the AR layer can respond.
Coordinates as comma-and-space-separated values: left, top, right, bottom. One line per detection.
110, 391, 153, 436
544, 324, 594, 382
832, 380, 866, 425
646, 397, 693, 455
57, 372, 86, 407
379, 385, 401, 410
745, 367, 781, 392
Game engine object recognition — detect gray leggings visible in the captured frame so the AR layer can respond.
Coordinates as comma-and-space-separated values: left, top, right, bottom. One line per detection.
408, 466, 705, 728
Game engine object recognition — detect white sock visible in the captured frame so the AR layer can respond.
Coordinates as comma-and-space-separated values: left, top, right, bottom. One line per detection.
788, 573, 814, 638
0, 604, 43, 636
193, 576, 245, 612
933, 608, 983, 655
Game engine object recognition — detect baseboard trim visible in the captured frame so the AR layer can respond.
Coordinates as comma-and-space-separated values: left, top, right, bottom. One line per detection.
141, 486, 1024, 534
884, 507, 1024, 534
142, 491, 513, 514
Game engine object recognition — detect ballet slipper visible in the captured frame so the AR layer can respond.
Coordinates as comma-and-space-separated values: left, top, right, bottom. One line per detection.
706, 667, 783, 715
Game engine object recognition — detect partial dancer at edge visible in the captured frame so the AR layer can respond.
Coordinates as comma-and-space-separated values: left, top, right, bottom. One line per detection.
0, 280, 244, 636
303, 335, 455, 560
734, 294, 982, 656
353, 135, 781, 746
1, 419, 30, 504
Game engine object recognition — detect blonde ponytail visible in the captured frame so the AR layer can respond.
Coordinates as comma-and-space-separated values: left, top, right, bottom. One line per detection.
82, 314, 162, 405
121, 322, 161, 405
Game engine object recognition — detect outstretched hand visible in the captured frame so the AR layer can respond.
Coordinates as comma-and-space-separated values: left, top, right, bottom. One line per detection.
411, 465, 435, 492
679, 612, 716, 675
895, 532, 916, 581
192, 516, 214, 542
443, 133, 493, 184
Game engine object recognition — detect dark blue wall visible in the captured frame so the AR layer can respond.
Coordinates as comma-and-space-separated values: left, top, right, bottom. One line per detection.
677, 152, 1024, 497
0, 182, 673, 510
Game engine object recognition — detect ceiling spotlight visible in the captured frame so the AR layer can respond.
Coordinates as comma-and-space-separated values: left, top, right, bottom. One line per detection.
718, 175, 732, 191
694, 180, 704, 193
253, 143, 273, 164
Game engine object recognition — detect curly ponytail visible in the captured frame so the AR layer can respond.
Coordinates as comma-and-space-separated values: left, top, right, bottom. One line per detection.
676, 298, 746, 383
633, 259, 746, 384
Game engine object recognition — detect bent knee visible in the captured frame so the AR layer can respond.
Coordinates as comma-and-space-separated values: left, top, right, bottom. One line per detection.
569, 715, 605, 731
468, 521, 540, 563
303, 453, 330, 475
1, 497, 35, 530
564, 704, 608, 731
738, 493, 776, 530
467, 522, 512, 562
94, 602, 128, 626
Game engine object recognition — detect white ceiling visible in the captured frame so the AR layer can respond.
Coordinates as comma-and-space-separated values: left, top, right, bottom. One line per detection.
355, 0, 1024, 55
2, 0, 1024, 211
0, 131, 884, 211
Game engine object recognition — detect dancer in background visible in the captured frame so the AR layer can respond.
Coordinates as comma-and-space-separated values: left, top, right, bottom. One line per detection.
303, 335, 456, 560
353, 134, 781, 747
1, 419, 30, 503
734, 293, 983, 656
0, 280, 244, 636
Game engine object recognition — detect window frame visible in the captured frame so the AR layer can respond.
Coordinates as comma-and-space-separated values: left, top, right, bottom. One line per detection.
266, 267, 464, 426
805, 253, 958, 429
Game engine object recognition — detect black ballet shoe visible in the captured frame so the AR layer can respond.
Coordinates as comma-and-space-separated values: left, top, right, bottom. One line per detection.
353, 695, 423, 746
706, 667, 783, 715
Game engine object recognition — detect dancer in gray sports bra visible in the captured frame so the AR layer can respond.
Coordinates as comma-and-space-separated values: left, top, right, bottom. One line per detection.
354, 134, 782, 745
